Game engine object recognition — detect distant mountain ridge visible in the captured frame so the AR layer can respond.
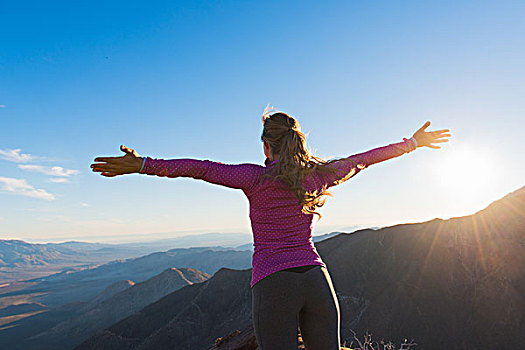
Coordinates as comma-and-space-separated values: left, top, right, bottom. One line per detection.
78, 185, 525, 350
0, 233, 252, 283
30, 246, 251, 284
0, 239, 84, 268
0, 239, 156, 283
1, 230, 336, 283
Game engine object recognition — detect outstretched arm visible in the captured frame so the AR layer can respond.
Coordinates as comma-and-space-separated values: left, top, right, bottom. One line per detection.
316, 121, 451, 187
347, 121, 450, 166
91, 145, 260, 191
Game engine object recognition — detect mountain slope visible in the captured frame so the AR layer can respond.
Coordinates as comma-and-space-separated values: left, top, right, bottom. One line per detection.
77, 267, 252, 350
2, 268, 210, 350
317, 186, 525, 349
78, 279, 135, 313
31, 268, 209, 349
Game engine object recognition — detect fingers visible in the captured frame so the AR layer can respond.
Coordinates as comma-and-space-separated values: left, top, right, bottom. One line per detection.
91, 165, 120, 172
427, 128, 451, 148
430, 132, 451, 139
90, 165, 120, 176
430, 129, 451, 144
120, 145, 133, 154
430, 129, 450, 134
90, 161, 125, 176
95, 145, 134, 162
101, 172, 119, 177
92, 156, 126, 168
91, 162, 119, 170
93, 167, 121, 176
92, 147, 135, 177
94, 156, 121, 162
416, 121, 431, 134
427, 145, 440, 149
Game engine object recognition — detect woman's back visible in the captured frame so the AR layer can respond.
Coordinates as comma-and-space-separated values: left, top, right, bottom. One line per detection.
246, 158, 327, 287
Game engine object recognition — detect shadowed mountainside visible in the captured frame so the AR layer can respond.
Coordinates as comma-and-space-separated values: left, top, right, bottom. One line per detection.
78, 279, 136, 312
77, 185, 525, 350
0, 267, 209, 350
29, 268, 209, 349
77, 267, 252, 350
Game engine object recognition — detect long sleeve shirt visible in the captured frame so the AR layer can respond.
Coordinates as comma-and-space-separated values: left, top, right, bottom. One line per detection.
140, 138, 417, 287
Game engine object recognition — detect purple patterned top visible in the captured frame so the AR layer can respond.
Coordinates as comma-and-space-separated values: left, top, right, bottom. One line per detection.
140, 138, 417, 287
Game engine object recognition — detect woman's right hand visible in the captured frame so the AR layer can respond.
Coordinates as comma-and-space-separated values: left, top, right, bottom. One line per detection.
412, 121, 451, 149
91, 145, 144, 177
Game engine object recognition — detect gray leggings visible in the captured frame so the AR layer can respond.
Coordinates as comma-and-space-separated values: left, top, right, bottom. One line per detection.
251, 265, 341, 349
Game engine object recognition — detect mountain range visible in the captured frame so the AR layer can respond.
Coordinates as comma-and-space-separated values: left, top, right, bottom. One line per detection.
76, 185, 525, 350
30, 247, 250, 305
0, 232, 253, 283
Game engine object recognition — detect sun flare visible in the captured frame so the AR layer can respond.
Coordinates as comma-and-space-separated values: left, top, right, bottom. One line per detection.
434, 147, 494, 198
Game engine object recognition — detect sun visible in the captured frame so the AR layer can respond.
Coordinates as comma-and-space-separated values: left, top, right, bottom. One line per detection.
434, 146, 494, 198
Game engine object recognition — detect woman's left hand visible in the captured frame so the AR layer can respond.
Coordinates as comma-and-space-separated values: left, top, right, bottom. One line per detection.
91, 145, 144, 177
412, 121, 451, 149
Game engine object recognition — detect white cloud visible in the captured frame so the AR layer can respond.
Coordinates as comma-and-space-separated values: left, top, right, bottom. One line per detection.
49, 178, 69, 183
0, 149, 32, 163
81, 202, 90, 207
0, 176, 55, 201
18, 165, 79, 177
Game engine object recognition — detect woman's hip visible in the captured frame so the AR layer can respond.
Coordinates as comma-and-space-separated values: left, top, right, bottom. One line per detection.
252, 265, 336, 302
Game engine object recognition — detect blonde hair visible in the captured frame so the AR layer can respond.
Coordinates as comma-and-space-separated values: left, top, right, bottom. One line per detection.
261, 109, 339, 219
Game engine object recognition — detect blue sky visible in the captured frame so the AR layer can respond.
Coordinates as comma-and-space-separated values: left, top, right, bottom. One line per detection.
1, 1, 524, 243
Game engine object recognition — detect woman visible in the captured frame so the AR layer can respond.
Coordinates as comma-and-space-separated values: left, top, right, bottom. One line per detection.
91, 110, 450, 349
